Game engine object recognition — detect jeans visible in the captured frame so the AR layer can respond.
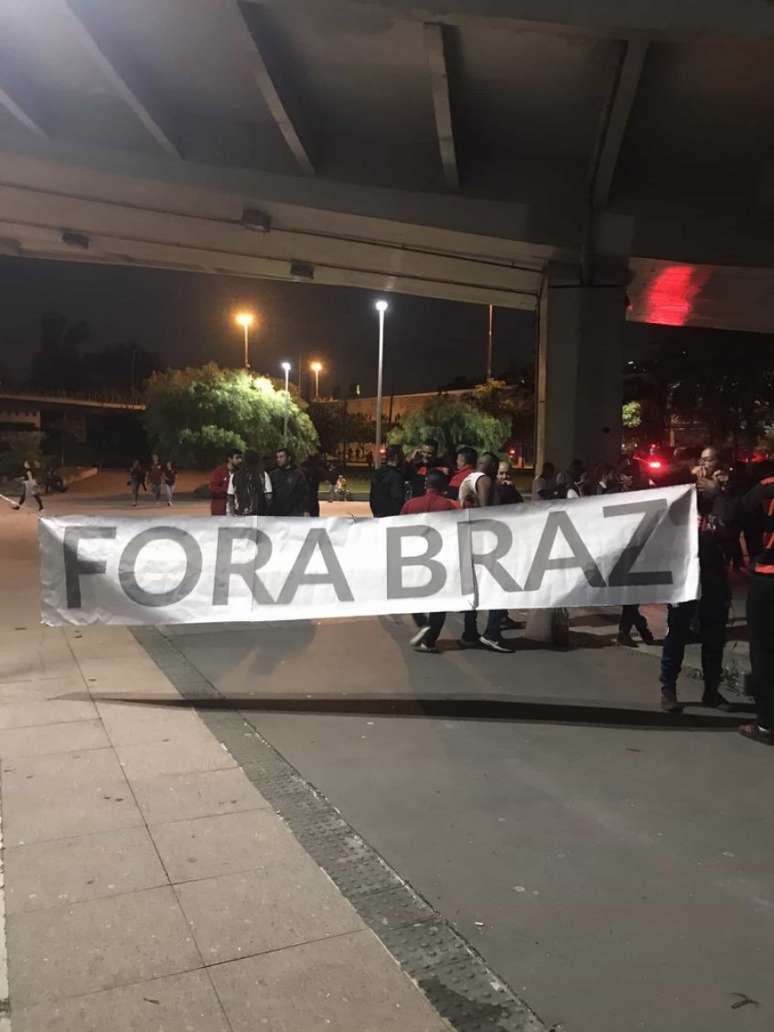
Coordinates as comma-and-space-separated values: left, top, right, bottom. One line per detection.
747, 575, 774, 730
660, 585, 730, 694
463, 610, 505, 640
163, 482, 175, 504
151, 482, 162, 502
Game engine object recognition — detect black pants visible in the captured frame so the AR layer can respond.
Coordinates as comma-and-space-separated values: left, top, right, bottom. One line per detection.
20, 492, 43, 511
660, 585, 730, 694
463, 610, 505, 641
619, 605, 648, 637
747, 575, 774, 730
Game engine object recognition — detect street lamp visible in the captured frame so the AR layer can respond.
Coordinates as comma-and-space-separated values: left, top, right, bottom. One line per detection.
310, 361, 323, 400
281, 361, 291, 444
374, 299, 388, 464
234, 311, 255, 369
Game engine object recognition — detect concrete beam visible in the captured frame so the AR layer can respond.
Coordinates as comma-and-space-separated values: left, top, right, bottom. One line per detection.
64, 0, 181, 159
589, 38, 649, 210
423, 23, 459, 191
0, 57, 49, 139
237, 2, 315, 176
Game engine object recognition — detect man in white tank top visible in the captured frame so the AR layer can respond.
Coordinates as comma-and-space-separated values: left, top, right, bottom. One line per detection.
459, 452, 514, 653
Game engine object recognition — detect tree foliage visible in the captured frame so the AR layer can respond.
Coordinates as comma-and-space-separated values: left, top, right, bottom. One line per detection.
470, 379, 534, 439
622, 400, 642, 429
631, 329, 774, 447
387, 394, 509, 456
143, 364, 318, 467
308, 402, 376, 455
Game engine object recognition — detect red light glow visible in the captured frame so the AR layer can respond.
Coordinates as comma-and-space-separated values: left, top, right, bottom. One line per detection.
648, 460, 663, 470
639, 264, 710, 327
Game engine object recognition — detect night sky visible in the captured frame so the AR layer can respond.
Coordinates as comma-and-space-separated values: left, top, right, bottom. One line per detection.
0, 257, 538, 396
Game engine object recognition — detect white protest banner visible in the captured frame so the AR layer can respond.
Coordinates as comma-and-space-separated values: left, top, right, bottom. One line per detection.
39, 484, 698, 627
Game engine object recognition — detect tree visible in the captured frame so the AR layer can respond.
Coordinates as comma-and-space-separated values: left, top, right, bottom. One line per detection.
470, 379, 534, 440
143, 364, 318, 467
639, 329, 774, 448
622, 401, 642, 429
308, 402, 375, 456
387, 394, 509, 457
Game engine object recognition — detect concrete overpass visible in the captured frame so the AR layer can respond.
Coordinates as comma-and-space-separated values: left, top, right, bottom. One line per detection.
1, 0, 773, 466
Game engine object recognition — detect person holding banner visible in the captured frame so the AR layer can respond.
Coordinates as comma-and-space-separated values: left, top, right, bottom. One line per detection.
459, 452, 514, 653
659, 463, 736, 713
404, 469, 458, 653
738, 465, 774, 745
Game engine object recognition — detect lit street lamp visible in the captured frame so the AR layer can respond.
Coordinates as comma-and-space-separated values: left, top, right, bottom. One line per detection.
281, 361, 291, 444
234, 311, 255, 369
310, 361, 323, 400
374, 299, 388, 464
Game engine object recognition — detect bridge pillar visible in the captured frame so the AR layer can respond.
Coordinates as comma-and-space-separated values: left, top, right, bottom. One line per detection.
535, 261, 628, 474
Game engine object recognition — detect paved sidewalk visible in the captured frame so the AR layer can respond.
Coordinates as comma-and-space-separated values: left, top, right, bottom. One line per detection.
0, 489, 458, 1031
0, 622, 451, 1031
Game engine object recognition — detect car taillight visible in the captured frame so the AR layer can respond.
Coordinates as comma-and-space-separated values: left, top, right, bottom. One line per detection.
648, 460, 662, 470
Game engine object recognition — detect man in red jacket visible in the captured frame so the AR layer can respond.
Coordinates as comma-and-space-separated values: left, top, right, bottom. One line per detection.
401, 469, 457, 652
209, 450, 242, 516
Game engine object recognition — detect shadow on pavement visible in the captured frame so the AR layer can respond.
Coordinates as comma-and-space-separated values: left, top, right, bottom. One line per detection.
83, 691, 745, 731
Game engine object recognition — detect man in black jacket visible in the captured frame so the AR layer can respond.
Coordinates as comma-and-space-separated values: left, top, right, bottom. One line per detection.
370, 446, 406, 516
659, 461, 736, 712
270, 448, 308, 516
738, 463, 774, 745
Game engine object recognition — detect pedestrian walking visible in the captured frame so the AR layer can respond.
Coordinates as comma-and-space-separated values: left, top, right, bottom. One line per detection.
403, 469, 458, 653
127, 460, 146, 507
270, 448, 308, 516
370, 445, 405, 516
209, 450, 242, 516
13, 462, 43, 512
148, 453, 164, 503
738, 463, 774, 745
162, 461, 177, 506
233, 449, 272, 516
659, 454, 736, 712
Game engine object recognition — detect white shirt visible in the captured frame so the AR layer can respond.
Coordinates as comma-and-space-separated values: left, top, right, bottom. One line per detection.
458, 470, 485, 507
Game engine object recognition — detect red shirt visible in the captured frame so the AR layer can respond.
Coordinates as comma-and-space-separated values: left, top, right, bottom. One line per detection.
448, 465, 474, 491
400, 490, 458, 515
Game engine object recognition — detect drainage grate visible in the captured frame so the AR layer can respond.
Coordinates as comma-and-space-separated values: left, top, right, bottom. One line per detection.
131, 626, 547, 1032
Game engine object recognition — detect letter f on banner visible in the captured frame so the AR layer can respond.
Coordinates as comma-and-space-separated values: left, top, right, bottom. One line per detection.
63, 526, 117, 608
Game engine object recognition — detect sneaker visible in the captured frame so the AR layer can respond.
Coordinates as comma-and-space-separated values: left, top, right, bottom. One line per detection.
661, 688, 683, 714
617, 633, 636, 647
739, 723, 774, 746
639, 628, 656, 646
410, 625, 431, 647
479, 635, 515, 654
458, 635, 481, 649
413, 641, 439, 654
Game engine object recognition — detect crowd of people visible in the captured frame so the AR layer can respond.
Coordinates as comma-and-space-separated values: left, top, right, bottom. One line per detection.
127, 454, 178, 506
372, 439, 773, 748
164, 437, 773, 749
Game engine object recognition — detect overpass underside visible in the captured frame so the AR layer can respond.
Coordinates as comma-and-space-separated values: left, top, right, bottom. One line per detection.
2, 0, 774, 468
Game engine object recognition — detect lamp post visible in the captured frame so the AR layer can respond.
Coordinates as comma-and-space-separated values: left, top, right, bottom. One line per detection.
374, 299, 388, 465
281, 361, 291, 444
234, 311, 254, 369
310, 361, 322, 400
486, 303, 493, 381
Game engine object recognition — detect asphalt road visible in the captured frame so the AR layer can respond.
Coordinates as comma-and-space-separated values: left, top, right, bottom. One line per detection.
7, 472, 772, 1032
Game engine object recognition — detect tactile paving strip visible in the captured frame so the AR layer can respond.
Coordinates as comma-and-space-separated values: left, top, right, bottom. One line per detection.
132, 626, 547, 1032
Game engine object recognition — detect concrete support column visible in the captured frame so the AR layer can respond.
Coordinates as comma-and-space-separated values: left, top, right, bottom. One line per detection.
535, 262, 628, 474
